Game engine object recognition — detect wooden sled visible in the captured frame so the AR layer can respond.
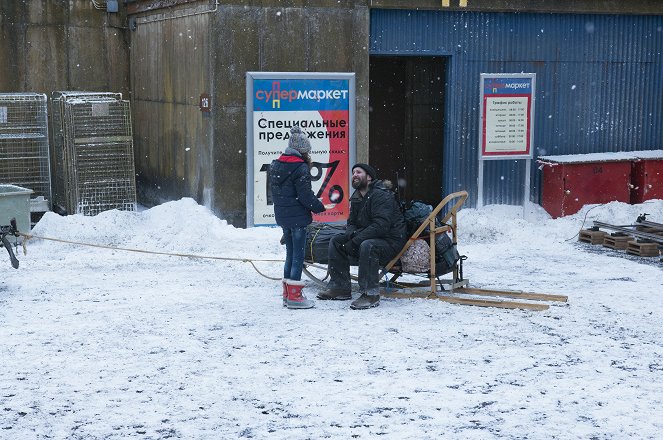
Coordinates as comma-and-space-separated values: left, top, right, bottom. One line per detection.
304, 190, 567, 311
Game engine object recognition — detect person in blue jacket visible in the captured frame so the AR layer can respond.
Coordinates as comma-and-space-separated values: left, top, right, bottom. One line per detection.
270, 126, 325, 309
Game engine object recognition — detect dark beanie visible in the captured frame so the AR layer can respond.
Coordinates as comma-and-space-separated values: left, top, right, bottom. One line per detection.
288, 126, 311, 155
352, 163, 377, 180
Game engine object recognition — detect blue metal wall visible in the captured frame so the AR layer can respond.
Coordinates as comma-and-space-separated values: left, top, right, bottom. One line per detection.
370, 9, 663, 206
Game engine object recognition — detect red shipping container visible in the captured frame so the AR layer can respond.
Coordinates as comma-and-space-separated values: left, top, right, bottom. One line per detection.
538, 153, 634, 218
630, 150, 663, 203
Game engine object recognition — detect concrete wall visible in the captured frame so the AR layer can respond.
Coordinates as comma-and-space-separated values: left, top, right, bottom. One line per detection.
130, 0, 370, 227
129, 2, 214, 212
210, 1, 370, 226
0, 0, 129, 96
2, 0, 369, 227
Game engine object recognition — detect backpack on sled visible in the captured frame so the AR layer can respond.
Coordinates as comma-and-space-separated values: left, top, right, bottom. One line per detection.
305, 222, 346, 264
400, 200, 461, 275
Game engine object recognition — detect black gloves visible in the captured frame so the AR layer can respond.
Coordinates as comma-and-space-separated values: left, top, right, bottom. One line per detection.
336, 234, 350, 245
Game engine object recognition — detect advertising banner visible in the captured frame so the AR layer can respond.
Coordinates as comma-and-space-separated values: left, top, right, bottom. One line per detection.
246, 73, 355, 227
480, 74, 535, 159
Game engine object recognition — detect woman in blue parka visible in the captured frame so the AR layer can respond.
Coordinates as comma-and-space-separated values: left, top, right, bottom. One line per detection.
270, 126, 325, 309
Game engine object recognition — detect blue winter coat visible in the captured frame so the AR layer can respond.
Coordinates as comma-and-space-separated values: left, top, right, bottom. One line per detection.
270, 154, 325, 228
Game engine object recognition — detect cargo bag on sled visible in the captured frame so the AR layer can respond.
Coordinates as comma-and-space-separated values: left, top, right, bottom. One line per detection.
305, 223, 346, 264
401, 200, 460, 275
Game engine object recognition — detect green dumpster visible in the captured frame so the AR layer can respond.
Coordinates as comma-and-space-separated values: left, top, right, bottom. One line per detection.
0, 184, 33, 234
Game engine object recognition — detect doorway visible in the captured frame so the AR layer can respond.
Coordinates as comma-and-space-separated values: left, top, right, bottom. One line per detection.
369, 56, 447, 206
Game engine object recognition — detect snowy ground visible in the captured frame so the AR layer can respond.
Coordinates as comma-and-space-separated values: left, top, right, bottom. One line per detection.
1, 197, 662, 439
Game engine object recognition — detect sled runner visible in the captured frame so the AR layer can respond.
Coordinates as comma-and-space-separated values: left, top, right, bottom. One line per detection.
303, 190, 567, 311
1, 218, 20, 269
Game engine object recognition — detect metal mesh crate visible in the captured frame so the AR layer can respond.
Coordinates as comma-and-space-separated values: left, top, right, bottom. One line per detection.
51, 92, 137, 216
0, 93, 51, 210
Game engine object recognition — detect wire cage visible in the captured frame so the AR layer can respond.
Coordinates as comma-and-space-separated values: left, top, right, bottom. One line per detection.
0, 93, 52, 210
51, 92, 137, 216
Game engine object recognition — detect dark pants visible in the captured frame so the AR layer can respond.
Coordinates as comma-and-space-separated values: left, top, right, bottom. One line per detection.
282, 226, 307, 281
327, 235, 399, 295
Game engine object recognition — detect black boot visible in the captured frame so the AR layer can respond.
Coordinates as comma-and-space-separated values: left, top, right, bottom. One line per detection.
317, 288, 352, 300
350, 293, 380, 310
324, 236, 353, 300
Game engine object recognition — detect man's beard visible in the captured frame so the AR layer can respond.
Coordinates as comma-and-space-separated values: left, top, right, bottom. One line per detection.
352, 176, 368, 190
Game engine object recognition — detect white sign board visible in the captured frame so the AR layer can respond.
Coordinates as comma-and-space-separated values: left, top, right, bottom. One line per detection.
246, 72, 356, 227
480, 74, 535, 160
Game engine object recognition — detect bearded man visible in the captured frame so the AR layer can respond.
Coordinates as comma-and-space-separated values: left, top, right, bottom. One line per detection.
317, 163, 407, 309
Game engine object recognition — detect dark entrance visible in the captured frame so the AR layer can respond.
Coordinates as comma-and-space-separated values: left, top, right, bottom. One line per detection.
368, 56, 447, 206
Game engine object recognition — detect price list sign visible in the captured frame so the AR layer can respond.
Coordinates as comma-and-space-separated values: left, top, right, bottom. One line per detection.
480, 74, 535, 159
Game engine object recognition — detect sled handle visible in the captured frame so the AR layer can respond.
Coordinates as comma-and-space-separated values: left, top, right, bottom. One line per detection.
382, 190, 468, 275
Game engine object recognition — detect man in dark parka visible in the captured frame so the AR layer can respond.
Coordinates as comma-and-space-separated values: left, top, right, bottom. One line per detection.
317, 163, 407, 309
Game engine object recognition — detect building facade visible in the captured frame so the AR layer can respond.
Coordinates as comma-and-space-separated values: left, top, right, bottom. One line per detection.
2, 0, 662, 225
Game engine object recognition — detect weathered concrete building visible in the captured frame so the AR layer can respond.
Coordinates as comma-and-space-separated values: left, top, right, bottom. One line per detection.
0, 1, 129, 98
126, 0, 370, 227
2, 0, 662, 226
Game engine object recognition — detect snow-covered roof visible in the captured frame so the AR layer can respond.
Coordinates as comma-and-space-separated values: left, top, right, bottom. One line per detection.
630, 149, 663, 160
538, 150, 663, 164
538, 152, 636, 164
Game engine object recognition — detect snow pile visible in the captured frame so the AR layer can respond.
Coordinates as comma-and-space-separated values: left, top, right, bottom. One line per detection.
32, 198, 284, 258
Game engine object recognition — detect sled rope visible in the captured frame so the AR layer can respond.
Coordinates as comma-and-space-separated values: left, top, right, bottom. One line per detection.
18, 232, 284, 281
307, 226, 323, 264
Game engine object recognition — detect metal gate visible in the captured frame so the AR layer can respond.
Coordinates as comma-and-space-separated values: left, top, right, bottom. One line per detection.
0, 93, 51, 210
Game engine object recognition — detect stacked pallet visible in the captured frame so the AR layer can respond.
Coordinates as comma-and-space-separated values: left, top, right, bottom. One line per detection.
626, 240, 660, 257
603, 233, 631, 250
578, 228, 607, 245
579, 218, 663, 259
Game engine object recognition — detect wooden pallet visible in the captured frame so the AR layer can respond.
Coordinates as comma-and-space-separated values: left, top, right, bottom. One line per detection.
603, 233, 631, 250
636, 225, 663, 234
626, 240, 661, 257
579, 229, 608, 245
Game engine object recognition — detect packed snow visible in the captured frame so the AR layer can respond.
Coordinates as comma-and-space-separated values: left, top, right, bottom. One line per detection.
1, 197, 662, 439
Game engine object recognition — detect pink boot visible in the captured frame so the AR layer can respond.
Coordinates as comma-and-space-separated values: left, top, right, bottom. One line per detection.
286, 280, 314, 309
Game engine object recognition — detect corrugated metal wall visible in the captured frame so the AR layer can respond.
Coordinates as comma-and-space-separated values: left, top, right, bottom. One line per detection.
370, 9, 663, 206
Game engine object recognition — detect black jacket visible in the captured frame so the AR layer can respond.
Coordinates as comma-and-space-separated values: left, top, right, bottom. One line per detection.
270, 154, 325, 228
345, 180, 407, 252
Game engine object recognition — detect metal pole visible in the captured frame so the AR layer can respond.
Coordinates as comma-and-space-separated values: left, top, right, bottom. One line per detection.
524, 158, 531, 219
477, 158, 484, 208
